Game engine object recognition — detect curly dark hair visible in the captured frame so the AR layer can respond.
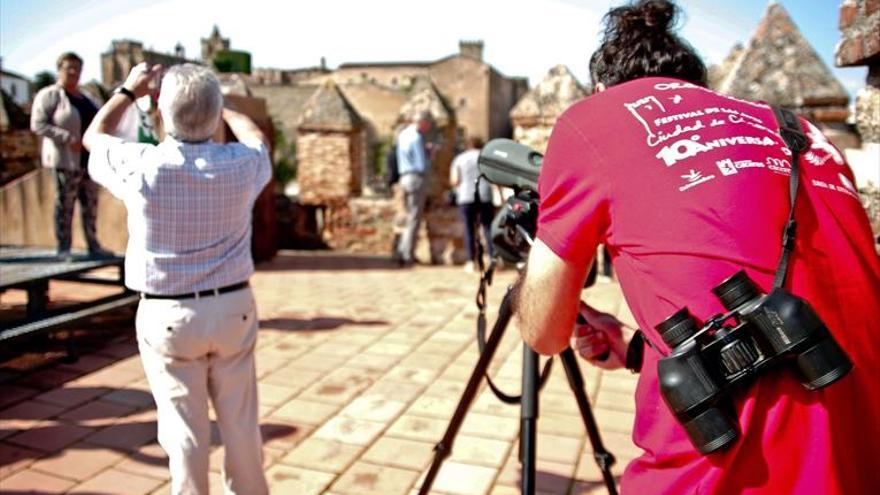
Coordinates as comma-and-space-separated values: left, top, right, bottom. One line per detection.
589, 0, 707, 88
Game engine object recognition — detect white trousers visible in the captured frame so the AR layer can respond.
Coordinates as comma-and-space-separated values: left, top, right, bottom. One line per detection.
136, 287, 268, 495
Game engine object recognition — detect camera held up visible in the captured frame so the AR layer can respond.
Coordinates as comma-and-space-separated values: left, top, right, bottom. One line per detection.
655, 270, 853, 454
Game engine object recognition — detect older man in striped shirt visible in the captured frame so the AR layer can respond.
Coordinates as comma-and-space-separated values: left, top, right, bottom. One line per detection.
83, 63, 270, 495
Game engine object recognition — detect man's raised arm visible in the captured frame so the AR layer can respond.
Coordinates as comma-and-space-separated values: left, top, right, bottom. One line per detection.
83, 62, 162, 152
222, 107, 268, 148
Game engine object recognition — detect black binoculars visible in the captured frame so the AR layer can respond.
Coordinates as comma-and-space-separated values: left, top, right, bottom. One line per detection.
655, 270, 853, 454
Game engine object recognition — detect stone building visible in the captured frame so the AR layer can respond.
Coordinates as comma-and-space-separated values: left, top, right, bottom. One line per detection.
257, 40, 527, 150
331, 41, 528, 142
201, 25, 230, 63
510, 64, 587, 153
836, 0, 880, 238
296, 80, 366, 206
101, 40, 193, 87
713, 2, 851, 126
251, 63, 330, 86
707, 43, 744, 90
246, 40, 529, 260
295, 81, 375, 250
0, 67, 31, 108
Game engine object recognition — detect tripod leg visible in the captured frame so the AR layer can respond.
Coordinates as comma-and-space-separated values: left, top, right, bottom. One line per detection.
520, 344, 539, 495
559, 348, 619, 495
418, 288, 516, 495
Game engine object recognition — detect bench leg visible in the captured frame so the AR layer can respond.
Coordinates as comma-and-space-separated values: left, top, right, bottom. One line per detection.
65, 329, 79, 363
26, 280, 49, 318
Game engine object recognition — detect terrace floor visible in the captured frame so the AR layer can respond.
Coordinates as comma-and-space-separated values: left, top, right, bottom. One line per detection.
0, 251, 640, 495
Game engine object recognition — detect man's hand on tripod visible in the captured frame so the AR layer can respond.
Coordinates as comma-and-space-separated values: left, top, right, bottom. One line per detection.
572, 302, 628, 370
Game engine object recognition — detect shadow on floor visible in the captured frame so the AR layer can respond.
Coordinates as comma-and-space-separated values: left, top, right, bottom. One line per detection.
259, 317, 387, 332
1, 419, 298, 469
3, 492, 113, 495
501, 469, 622, 495
257, 251, 400, 272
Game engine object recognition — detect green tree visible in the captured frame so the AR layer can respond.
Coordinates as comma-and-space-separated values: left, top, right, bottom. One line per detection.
273, 123, 297, 188
33, 71, 56, 91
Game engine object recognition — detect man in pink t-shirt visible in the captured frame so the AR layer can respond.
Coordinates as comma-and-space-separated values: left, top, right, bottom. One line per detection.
515, 1, 880, 494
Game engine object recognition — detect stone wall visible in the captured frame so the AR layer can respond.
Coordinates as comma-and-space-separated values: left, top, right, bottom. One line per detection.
296, 131, 362, 205
429, 57, 489, 141
333, 65, 429, 89
251, 67, 330, 86
339, 83, 409, 140
0, 130, 39, 184
488, 70, 528, 140
422, 122, 466, 264
854, 75, 879, 144
322, 197, 397, 253
837, 0, 880, 239
512, 124, 555, 154
837, 0, 880, 71
251, 85, 319, 147
424, 201, 467, 264
0, 169, 128, 251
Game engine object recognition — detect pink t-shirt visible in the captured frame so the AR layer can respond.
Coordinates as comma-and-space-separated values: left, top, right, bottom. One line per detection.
537, 77, 880, 494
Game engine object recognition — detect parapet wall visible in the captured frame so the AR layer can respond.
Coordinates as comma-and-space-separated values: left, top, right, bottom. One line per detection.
0, 168, 128, 251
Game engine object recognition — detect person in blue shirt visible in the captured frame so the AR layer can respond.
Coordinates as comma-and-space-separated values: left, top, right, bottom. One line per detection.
394, 111, 434, 266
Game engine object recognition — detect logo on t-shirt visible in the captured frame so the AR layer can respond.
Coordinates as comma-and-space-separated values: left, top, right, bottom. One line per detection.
716, 159, 737, 176
679, 169, 716, 191
716, 158, 765, 176
804, 121, 845, 166
765, 157, 791, 175
838, 173, 858, 196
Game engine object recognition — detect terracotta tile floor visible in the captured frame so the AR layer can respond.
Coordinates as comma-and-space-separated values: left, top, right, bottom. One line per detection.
0, 251, 639, 494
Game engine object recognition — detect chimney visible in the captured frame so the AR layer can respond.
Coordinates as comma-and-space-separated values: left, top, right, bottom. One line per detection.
459, 40, 484, 61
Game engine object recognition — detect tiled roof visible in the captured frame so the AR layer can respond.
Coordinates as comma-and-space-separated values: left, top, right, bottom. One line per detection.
397, 77, 453, 127
298, 80, 363, 131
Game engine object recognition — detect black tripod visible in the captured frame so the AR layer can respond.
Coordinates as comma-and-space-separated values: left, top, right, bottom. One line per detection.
417, 285, 618, 495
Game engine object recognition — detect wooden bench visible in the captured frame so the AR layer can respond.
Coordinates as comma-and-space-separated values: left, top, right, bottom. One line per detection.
0, 246, 139, 360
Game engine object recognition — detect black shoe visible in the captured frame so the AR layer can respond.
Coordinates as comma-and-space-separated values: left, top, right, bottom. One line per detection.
88, 246, 116, 259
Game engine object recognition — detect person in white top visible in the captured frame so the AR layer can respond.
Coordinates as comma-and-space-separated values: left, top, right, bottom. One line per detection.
449, 136, 495, 273
83, 63, 270, 495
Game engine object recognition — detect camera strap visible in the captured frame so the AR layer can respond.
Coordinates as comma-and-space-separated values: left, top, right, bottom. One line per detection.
771, 107, 810, 290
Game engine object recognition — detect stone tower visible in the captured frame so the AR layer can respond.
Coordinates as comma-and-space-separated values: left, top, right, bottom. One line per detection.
714, 2, 849, 123
837, 0, 880, 148
510, 64, 587, 153
458, 40, 484, 61
201, 25, 230, 63
296, 80, 366, 206
100, 40, 190, 87
836, 0, 879, 234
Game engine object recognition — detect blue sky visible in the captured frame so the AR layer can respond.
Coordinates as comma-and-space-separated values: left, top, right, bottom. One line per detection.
0, 0, 867, 98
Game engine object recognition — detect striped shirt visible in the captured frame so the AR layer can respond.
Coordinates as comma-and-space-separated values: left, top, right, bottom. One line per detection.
89, 135, 271, 295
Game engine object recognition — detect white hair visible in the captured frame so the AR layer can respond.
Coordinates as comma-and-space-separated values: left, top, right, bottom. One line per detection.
158, 64, 222, 142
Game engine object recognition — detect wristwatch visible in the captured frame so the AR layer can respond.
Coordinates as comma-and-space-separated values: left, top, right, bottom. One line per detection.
114, 86, 136, 101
